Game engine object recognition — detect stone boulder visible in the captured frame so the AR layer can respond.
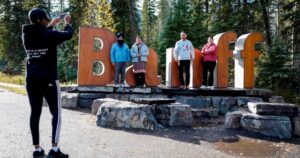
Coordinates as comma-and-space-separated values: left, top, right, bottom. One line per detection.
174, 96, 211, 109
225, 111, 249, 129
236, 97, 263, 107
61, 93, 79, 108
130, 98, 176, 105
155, 103, 193, 127
241, 113, 292, 139
91, 98, 119, 115
212, 97, 236, 115
191, 108, 219, 118
269, 96, 285, 103
248, 102, 299, 117
293, 116, 300, 137
78, 93, 106, 108
96, 101, 158, 130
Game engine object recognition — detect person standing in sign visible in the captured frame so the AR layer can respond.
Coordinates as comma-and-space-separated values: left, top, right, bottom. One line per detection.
110, 33, 131, 87
201, 37, 218, 89
22, 8, 73, 158
131, 36, 149, 87
174, 31, 195, 89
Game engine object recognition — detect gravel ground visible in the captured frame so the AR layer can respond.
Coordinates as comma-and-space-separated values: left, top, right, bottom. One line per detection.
0, 88, 299, 158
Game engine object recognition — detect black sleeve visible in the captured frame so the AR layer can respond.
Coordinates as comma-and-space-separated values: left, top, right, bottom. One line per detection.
47, 25, 73, 45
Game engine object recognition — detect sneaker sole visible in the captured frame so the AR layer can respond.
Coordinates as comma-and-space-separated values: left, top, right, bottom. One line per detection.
47, 155, 68, 158
33, 156, 46, 158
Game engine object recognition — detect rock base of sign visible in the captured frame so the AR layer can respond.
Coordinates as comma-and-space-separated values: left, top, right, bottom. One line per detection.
173, 96, 211, 109
247, 102, 299, 117
155, 103, 193, 127
91, 98, 119, 115
225, 111, 249, 129
292, 116, 300, 137
191, 108, 219, 118
212, 97, 236, 115
61, 93, 79, 108
236, 97, 263, 107
96, 101, 158, 130
269, 96, 285, 103
241, 113, 292, 139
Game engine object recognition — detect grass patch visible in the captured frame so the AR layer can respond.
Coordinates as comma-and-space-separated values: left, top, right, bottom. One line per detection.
0, 72, 25, 85
0, 72, 77, 86
0, 85, 27, 95
61, 80, 77, 86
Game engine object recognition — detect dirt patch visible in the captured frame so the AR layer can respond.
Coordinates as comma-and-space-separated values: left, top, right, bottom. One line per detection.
192, 117, 225, 128
215, 137, 300, 157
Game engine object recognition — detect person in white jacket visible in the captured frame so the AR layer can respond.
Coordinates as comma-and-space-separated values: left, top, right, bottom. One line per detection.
174, 31, 195, 89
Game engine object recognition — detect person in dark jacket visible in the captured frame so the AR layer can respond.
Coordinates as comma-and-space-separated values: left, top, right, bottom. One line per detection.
22, 8, 73, 158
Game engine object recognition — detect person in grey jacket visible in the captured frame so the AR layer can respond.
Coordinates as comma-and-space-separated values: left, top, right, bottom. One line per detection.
131, 36, 149, 87
174, 31, 195, 89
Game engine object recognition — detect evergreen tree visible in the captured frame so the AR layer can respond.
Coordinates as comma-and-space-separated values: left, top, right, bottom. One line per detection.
98, 0, 115, 32
279, 0, 300, 68
0, 0, 48, 73
152, 0, 169, 55
190, 0, 208, 48
157, 0, 169, 34
111, 0, 140, 44
256, 39, 298, 102
141, 0, 157, 46
157, 0, 193, 78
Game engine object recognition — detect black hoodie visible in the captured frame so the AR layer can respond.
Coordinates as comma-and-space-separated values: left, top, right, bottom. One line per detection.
22, 24, 73, 82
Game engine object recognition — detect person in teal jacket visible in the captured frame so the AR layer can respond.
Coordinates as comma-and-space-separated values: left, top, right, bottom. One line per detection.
110, 33, 130, 86
131, 36, 149, 87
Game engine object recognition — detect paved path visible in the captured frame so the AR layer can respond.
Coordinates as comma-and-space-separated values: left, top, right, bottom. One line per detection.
0, 82, 24, 88
0, 88, 300, 158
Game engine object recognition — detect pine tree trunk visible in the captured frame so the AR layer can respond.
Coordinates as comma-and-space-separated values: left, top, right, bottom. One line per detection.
293, 1, 300, 68
205, 0, 209, 13
260, 0, 272, 47
128, 0, 138, 44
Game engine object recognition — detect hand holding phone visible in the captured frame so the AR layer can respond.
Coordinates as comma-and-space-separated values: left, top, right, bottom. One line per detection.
64, 15, 72, 25
59, 14, 68, 19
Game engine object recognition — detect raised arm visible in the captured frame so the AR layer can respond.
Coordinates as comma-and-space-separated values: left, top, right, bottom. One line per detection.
207, 44, 218, 54
47, 16, 73, 45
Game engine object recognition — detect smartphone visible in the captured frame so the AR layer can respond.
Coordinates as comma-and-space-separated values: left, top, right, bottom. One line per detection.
59, 13, 68, 19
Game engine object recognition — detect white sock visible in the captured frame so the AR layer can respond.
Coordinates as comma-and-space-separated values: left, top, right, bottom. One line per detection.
52, 147, 59, 152
35, 147, 42, 152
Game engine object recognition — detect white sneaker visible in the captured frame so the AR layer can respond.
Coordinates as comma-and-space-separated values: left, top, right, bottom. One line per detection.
120, 83, 125, 88
200, 85, 207, 89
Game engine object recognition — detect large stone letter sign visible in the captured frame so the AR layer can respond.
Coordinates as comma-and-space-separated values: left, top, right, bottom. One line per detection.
213, 32, 237, 88
78, 27, 116, 86
234, 32, 264, 89
165, 48, 202, 88
125, 48, 161, 87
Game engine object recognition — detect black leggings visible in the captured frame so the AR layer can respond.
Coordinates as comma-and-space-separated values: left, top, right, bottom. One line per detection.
178, 60, 190, 86
203, 61, 216, 86
26, 79, 61, 145
134, 73, 145, 87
